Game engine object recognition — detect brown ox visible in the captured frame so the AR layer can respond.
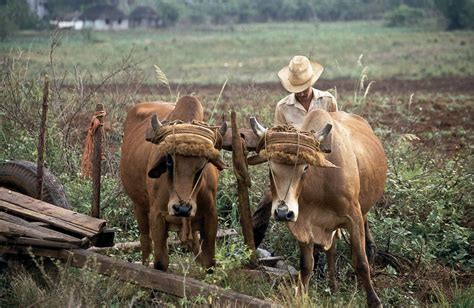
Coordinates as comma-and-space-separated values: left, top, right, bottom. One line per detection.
250, 109, 387, 307
120, 96, 226, 270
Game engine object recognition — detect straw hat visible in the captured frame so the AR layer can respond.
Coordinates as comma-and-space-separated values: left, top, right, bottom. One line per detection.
278, 56, 324, 93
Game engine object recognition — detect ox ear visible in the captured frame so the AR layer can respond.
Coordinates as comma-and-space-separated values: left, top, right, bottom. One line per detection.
221, 128, 260, 152
210, 156, 227, 171
148, 155, 167, 178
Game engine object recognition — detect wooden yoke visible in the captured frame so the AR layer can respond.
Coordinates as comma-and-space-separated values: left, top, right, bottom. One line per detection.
230, 111, 257, 264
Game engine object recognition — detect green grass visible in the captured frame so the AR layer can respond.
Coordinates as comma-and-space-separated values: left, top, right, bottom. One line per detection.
1, 20, 473, 84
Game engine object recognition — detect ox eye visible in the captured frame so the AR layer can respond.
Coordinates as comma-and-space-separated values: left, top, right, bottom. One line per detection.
303, 165, 309, 173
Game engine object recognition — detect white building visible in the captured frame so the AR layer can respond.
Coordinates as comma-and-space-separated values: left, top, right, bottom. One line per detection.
79, 4, 128, 31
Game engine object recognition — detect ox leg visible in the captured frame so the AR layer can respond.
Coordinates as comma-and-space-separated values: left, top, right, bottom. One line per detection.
252, 187, 273, 248
150, 206, 169, 271
312, 247, 323, 279
197, 193, 217, 270
364, 217, 376, 266
198, 219, 217, 270
326, 240, 338, 293
298, 242, 314, 294
348, 211, 381, 308
134, 203, 151, 266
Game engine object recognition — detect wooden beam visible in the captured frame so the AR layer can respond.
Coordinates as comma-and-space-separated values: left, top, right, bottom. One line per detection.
231, 111, 257, 264
2, 245, 278, 307
60, 249, 275, 307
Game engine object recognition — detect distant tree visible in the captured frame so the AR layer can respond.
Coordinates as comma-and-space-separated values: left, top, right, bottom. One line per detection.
0, 0, 40, 39
384, 4, 424, 27
46, 0, 111, 17
434, 0, 474, 30
156, 0, 180, 26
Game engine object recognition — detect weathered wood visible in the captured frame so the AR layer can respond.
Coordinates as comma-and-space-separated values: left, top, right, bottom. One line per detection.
60, 249, 275, 307
36, 75, 49, 201
0, 199, 95, 238
91, 103, 105, 218
231, 111, 257, 264
0, 219, 82, 244
0, 235, 79, 249
0, 212, 83, 244
0, 188, 106, 235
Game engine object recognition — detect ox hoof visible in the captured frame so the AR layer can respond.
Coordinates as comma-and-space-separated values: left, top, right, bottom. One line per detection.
368, 298, 382, 308
153, 261, 166, 271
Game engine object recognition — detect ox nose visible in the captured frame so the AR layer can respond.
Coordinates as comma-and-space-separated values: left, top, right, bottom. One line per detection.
274, 204, 295, 221
172, 203, 192, 217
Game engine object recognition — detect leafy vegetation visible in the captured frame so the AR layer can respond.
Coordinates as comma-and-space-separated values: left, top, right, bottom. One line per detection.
384, 4, 425, 27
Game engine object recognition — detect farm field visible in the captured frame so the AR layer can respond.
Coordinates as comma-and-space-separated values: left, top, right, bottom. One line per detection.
1, 21, 474, 84
0, 20, 473, 307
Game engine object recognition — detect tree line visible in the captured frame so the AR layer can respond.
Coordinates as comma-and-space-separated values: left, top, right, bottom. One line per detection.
1, 0, 473, 39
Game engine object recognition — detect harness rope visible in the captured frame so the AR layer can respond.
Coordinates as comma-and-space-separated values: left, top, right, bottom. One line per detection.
148, 121, 222, 243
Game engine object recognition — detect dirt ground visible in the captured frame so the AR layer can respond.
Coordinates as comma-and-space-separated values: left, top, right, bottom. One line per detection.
93, 76, 472, 155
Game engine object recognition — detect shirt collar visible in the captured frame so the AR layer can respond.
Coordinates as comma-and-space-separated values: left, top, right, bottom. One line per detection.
285, 88, 320, 111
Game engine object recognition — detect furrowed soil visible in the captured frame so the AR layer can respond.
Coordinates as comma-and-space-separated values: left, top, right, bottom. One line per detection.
119, 76, 472, 156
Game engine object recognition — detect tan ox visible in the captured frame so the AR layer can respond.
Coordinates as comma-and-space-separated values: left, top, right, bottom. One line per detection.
120, 96, 226, 270
250, 109, 387, 307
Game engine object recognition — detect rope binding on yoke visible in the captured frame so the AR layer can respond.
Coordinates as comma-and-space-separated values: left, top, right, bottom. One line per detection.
146, 119, 224, 160
256, 125, 325, 166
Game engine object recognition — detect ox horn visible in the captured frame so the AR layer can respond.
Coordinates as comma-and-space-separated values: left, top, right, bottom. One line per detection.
314, 123, 332, 142
218, 121, 228, 137
250, 117, 267, 139
151, 114, 162, 132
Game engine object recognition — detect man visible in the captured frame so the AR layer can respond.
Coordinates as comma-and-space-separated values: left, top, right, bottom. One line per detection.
252, 55, 338, 247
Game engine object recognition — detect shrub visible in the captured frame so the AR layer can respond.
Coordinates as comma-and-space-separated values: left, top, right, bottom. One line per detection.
435, 0, 474, 30
384, 4, 425, 27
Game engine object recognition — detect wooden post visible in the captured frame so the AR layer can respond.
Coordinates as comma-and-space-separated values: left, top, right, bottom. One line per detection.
230, 111, 257, 264
36, 75, 49, 201
91, 104, 105, 218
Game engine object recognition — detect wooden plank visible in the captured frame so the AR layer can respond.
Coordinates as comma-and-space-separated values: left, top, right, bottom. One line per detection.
0, 188, 106, 233
0, 199, 95, 238
0, 212, 83, 244
0, 235, 79, 249
60, 249, 276, 307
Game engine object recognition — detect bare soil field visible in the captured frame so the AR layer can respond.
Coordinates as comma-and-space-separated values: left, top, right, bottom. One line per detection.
124, 76, 472, 155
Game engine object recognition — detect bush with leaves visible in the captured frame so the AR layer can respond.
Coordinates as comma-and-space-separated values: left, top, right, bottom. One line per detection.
384, 4, 425, 27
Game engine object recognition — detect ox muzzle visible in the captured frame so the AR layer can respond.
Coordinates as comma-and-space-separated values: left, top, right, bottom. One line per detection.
172, 201, 192, 217
274, 201, 295, 222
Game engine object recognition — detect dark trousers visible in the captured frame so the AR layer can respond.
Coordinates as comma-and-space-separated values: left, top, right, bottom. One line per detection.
252, 187, 273, 248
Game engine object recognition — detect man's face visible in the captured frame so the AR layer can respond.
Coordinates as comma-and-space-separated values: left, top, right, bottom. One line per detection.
295, 87, 313, 101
